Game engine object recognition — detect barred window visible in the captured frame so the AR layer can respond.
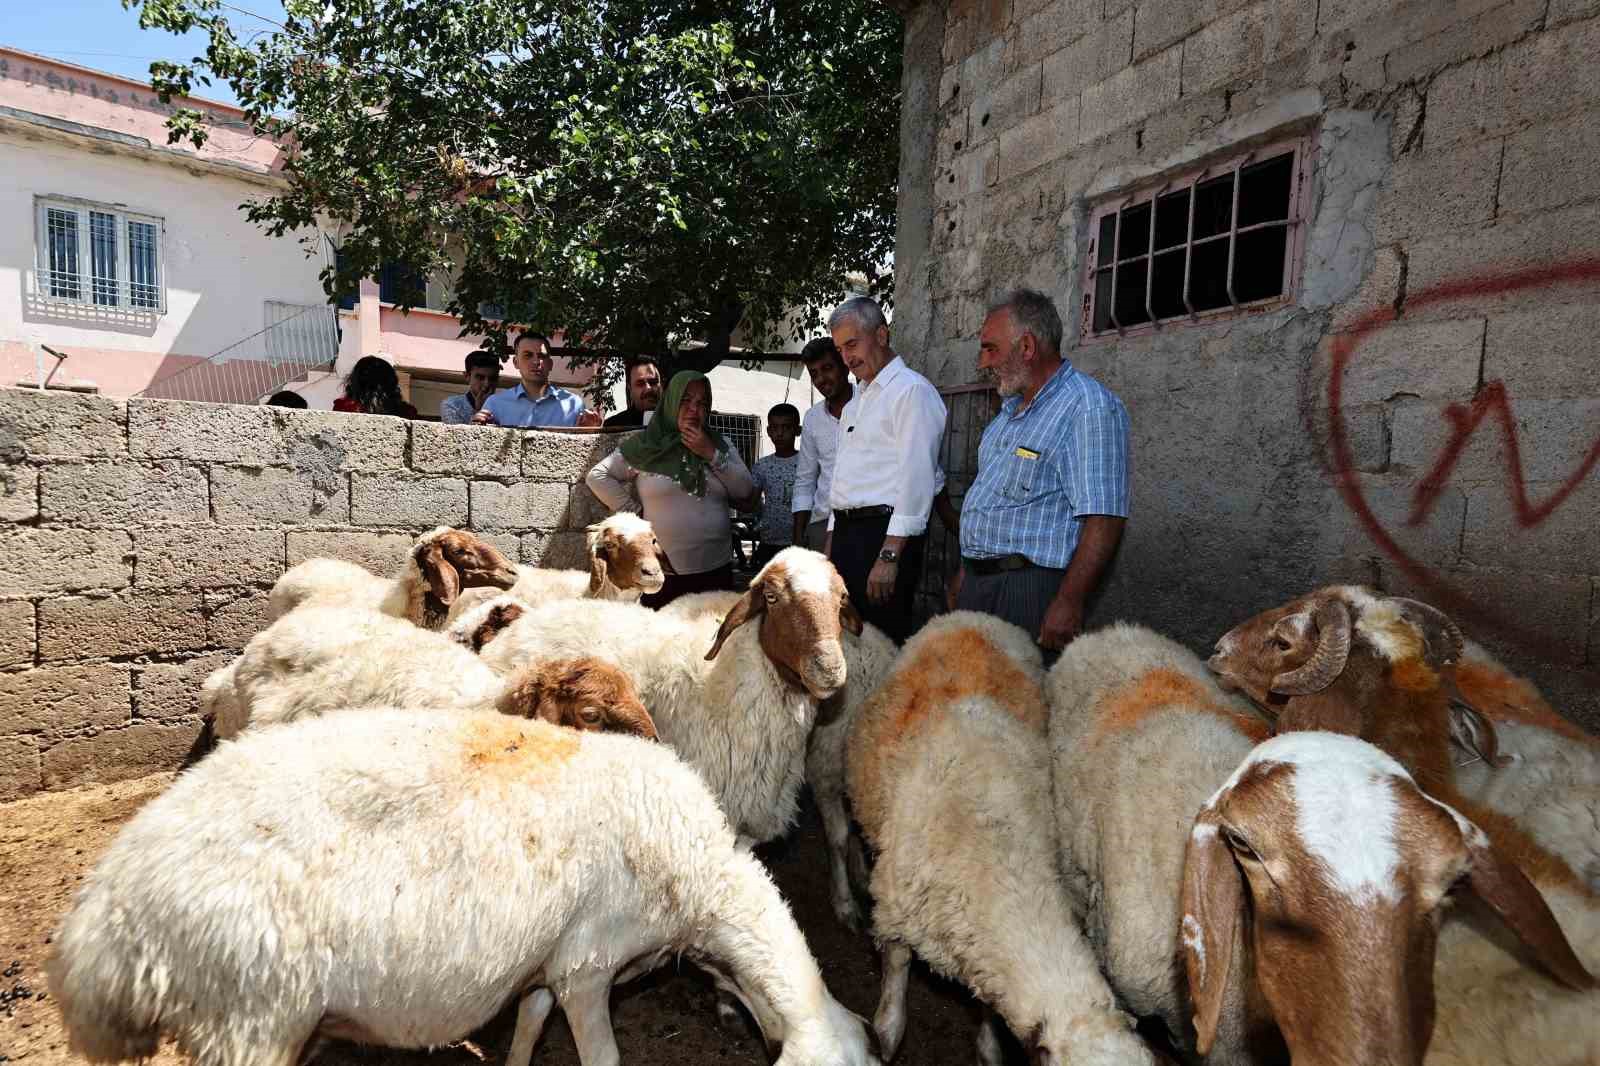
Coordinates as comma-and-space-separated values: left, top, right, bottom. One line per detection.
36, 198, 165, 312
1081, 135, 1313, 339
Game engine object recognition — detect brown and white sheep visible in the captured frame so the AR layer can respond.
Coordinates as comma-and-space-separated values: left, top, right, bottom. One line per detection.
268, 527, 518, 630
444, 513, 670, 626
1049, 623, 1591, 1066
1207, 585, 1589, 894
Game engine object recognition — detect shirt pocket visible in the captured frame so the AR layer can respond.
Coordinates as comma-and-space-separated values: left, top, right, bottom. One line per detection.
1000, 447, 1052, 502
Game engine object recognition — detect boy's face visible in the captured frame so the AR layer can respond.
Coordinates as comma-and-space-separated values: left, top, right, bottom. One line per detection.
767, 413, 799, 451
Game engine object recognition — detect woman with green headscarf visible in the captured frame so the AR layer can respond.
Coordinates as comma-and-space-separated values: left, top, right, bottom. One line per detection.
587, 370, 755, 607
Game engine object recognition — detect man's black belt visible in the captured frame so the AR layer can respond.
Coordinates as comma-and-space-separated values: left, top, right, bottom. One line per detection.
963, 553, 1034, 575
834, 505, 894, 522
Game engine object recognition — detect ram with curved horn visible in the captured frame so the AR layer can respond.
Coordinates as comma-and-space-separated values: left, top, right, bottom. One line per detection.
1208, 585, 1586, 895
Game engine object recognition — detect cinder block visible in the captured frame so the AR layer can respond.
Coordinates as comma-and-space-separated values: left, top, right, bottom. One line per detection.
134, 528, 283, 589
1550, 0, 1600, 26
205, 590, 272, 650
0, 463, 37, 521
0, 527, 132, 598
1372, 139, 1500, 244
41, 719, 204, 791
286, 530, 413, 574
939, 141, 1000, 203
997, 101, 1079, 184
1002, 0, 1099, 76
521, 530, 589, 570
1182, 0, 1315, 95
1338, 317, 1485, 405
1042, 8, 1131, 104
1461, 479, 1600, 576
1402, 203, 1600, 318
211, 465, 350, 526
1392, 397, 1600, 487
1344, 402, 1390, 473
410, 421, 522, 476
985, 62, 1045, 137
522, 431, 622, 483
38, 591, 209, 661
128, 399, 285, 465
470, 480, 571, 532
0, 601, 33, 667
1499, 107, 1600, 218
0, 387, 125, 458
136, 651, 235, 721
566, 483, 612, 531
0, 734, 41, 802
1379, 0, 1545, 86
277, 408, 409, 473
1134, 0, 1252, 58
350, 473, 469, 528
477, 532, 523, 564
1078, 45, 1182, 146
42, 460, 210, 525
1428, 18, 1600, 148
1485, 303, 1600, 401
0, 663, 131, 738
959, 38, 1007, 143
1313, 475, 1467, 571
1327, 244, 1403, 330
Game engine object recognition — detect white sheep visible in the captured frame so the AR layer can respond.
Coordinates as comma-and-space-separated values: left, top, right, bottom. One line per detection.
47, 709, 879, 1066
267, 526, 518, 630
846, 611, 1153, 1065
1048, 622, 1591, 1065
470, 547, 860, 847
444, 513, 669, 626
664, 590, 899, 930
1451, 639, 1600, 892
207, 605, 657, 740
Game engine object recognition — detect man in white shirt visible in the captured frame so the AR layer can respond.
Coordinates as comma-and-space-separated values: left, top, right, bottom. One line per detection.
791, 337, 852, 551
823, 296, 947, 642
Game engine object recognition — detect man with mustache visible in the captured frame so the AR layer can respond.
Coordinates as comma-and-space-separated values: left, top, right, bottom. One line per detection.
951, 289, 1129, 654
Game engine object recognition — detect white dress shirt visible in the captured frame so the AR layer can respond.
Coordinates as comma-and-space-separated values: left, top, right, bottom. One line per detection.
826, 355, 947, 538
792, 398, 843, 526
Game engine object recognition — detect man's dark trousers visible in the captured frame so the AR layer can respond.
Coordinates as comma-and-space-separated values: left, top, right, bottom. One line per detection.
829, 511, 924, 643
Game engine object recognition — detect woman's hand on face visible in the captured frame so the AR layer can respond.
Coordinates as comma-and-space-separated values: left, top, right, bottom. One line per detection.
680, 422, 716, 460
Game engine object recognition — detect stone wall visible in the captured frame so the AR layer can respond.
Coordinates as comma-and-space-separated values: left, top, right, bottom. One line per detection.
897, 0, 1600, 728
0, 387, 621, 800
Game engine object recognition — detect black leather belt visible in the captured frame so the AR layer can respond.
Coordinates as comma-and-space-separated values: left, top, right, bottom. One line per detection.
963, 554, 1033, 575
834, 505, 894, 522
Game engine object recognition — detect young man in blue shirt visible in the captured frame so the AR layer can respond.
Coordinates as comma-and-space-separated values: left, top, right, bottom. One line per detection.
474, 332, 599, 428
952, 289, 1130, 652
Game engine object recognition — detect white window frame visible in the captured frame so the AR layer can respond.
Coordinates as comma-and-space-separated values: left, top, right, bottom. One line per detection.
33, 196, 168, 314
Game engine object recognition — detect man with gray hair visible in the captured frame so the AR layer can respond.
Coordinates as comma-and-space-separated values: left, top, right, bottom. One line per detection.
951, 288, 1129, 653
823, 296, 947, 643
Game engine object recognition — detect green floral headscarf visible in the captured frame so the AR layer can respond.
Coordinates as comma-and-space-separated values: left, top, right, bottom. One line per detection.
618, 370, 729, 497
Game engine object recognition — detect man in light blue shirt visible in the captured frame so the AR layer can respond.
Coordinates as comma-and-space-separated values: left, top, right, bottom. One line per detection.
440, 351, 502, 424
474, 332, 595, 428
954, 289, 1130, 652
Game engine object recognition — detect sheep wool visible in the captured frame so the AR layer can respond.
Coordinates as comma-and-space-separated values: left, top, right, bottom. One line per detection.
47, 710, 876, 1066
847, 612, 1152, 1064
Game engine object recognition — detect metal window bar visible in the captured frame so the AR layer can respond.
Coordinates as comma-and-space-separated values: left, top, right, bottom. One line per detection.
89, 210, 119, 306
128, 221, 161, 310
918, 384, 997, 621
46, 208, 81, 301
1086, 140, 1308, 339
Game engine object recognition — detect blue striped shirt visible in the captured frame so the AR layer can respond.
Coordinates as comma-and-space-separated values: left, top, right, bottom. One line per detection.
481, 383, 586, 428
959, 362, 1130, 569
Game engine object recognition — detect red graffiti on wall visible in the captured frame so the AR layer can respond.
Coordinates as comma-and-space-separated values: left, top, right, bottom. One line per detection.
1327, 259, 1600, 652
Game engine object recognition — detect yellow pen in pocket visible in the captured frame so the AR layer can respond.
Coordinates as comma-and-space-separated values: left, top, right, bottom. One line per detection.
1014, 446, 1040, 460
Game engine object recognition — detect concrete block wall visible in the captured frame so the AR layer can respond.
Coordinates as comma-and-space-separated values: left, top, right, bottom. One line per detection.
0, 388, 622, 800
897, 0, 1600, 728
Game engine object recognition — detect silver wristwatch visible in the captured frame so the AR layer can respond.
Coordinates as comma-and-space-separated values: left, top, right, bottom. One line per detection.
877, 547, 900, 563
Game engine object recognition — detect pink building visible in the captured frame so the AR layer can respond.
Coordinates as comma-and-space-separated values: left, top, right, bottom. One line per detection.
0, 47, 589, 414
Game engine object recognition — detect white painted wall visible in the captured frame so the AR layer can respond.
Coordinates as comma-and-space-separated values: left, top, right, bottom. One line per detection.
0, 125, 331, 396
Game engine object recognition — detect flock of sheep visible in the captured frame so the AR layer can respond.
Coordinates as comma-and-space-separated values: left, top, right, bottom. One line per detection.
39, 513, 1600, 1066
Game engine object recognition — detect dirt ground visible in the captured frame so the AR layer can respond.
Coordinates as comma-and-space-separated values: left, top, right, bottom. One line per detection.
0, 774, 994, 1066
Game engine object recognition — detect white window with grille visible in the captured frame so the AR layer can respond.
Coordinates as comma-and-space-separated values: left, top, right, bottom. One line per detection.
34, 197, 166, 313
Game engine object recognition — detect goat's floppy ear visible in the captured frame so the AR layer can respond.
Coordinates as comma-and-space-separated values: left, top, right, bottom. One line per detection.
1180, 815, 1243, 1055
1446, 682, 1512, 768
840, 594, 864, 636
656, 543, 677, 575
706, 586, 765, 660
416, 539, 462, 605
587, 537, 612, 597
1463, 829, 1594, 990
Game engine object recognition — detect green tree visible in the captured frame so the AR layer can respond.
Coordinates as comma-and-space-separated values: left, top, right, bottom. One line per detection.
130, 0, 901, 389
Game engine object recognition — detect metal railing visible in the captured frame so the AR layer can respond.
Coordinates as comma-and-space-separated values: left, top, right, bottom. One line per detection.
919, 383, 999, 617
138, 301, 341, 404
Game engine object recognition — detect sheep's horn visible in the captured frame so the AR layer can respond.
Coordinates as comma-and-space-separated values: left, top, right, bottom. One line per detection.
1270, 600, 1352, 695
1385, 596, 1465, 667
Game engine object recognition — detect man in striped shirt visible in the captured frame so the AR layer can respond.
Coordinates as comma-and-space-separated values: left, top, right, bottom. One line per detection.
953, 289, 1130, 652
